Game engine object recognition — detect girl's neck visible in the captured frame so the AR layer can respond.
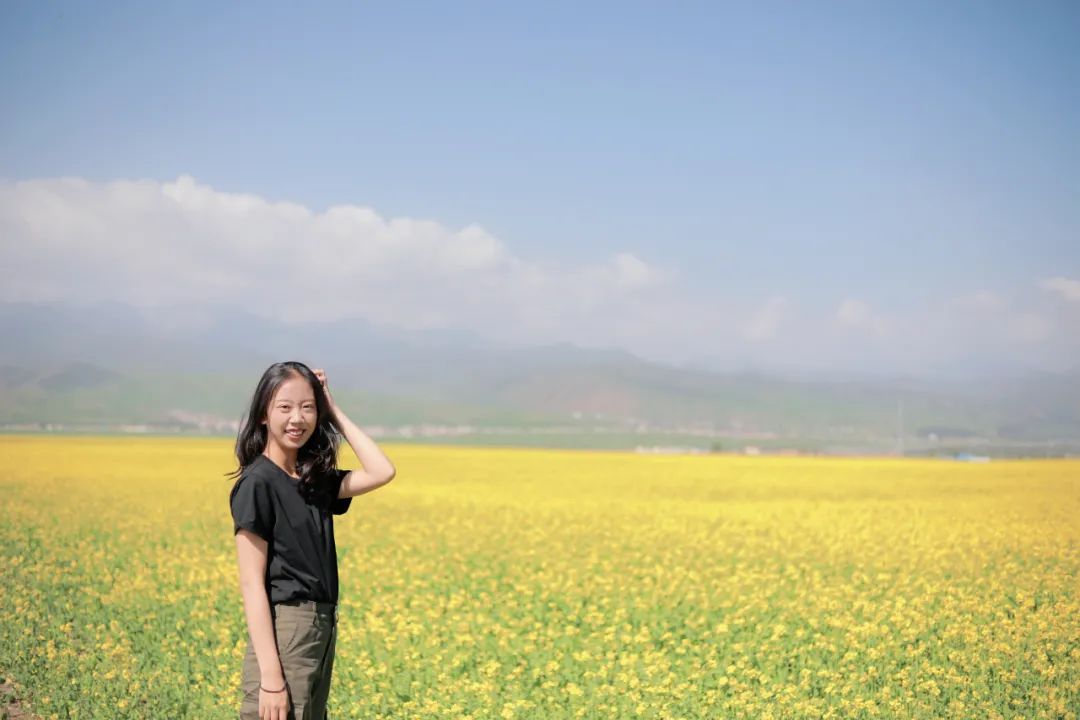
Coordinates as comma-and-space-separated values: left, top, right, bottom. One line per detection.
263, 444, 299, 478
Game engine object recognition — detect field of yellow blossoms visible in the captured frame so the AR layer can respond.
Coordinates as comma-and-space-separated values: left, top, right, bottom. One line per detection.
0, 435, 1077, 719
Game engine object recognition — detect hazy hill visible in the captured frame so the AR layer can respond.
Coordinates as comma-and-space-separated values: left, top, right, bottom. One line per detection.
1, 301, 1078, 455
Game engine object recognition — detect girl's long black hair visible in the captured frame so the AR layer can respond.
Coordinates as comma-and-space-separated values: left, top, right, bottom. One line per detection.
228, 361, 342, 509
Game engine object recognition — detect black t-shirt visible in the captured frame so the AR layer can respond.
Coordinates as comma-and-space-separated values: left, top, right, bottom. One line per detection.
230, 454, 353, 605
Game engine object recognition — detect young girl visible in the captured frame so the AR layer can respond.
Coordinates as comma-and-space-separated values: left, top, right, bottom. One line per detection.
229, 361, 396, 720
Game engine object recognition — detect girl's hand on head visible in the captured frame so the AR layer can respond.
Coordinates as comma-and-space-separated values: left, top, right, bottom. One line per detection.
313, 368, 335, 407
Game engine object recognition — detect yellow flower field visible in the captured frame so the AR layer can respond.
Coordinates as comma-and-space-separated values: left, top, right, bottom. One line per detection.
0, 435, 1077, 719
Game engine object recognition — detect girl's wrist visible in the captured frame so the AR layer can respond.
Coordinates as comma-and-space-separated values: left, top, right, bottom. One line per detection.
261, 670, 285, 685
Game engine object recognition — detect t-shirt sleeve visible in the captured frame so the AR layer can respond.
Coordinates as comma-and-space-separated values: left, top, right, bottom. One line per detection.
230, 474, 275, 541
330, 468, 353, 516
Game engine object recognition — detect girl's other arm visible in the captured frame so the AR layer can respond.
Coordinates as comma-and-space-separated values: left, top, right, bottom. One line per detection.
235, 531, 285, 690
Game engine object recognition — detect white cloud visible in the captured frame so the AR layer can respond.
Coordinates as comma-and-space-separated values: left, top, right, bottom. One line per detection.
2, 174, 1076, 375
939, 287, 1058, 345
1003, 311, 1054, 344
0, 174, 685, 350
1040, 276, 1080, 303
834, 298, 888, 336
611, 252, 666, 288
952, 290, 1008, 312
742, 295, 788, 341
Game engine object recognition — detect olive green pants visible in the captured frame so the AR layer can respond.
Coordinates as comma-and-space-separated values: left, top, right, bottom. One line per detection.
239, 600, 338, 720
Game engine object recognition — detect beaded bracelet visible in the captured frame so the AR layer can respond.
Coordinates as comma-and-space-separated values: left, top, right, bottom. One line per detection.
260, 683, 287, 693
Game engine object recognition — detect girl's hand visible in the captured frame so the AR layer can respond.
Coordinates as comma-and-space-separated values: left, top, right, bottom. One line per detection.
259, 684, 290, 719
313, 368, 335, 408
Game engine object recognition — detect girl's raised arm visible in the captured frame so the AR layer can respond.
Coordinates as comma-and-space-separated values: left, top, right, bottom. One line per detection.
313, 368, 396, 498
333, 406, 397, 498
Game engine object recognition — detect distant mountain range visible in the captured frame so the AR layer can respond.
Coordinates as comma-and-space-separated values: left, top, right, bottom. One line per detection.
1, 301, 1078, 456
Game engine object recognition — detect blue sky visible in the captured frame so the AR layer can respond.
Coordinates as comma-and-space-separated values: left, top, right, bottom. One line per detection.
1, 1, 1078, 375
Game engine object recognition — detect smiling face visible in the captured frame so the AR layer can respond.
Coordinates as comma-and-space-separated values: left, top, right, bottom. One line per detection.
261, 372, 317, 456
